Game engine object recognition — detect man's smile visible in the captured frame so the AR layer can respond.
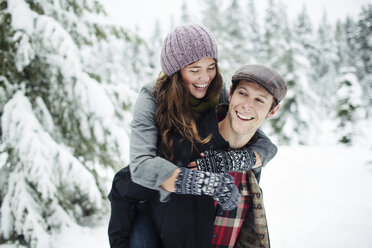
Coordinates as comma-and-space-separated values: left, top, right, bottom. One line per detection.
236, 111, 254, 121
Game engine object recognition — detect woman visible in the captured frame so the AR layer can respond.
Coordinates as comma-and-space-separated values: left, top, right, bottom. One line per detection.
108, 24, 277, 247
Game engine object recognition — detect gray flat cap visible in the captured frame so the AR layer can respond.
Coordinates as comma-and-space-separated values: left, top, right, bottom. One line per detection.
231, 64, 287, 102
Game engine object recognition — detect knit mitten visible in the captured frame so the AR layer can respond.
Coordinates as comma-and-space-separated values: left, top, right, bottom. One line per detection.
195, 147, 256, 173
175, 167, 240, 210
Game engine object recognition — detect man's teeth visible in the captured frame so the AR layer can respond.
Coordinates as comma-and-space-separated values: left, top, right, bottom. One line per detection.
194, 83, 208, 88
237, 112, 253, 120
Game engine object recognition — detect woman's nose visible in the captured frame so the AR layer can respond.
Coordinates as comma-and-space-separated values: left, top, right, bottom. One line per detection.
199, 72, 210, 83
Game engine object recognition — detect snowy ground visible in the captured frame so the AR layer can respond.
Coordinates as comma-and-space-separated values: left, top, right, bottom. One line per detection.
1, 145, 371, 248
261, 145, 372, 247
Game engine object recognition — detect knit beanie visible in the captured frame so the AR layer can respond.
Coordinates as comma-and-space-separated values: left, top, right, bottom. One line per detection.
160, 24, 218, 76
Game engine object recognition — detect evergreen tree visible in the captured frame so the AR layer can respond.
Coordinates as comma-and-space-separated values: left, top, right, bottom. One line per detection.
245, 0, 262, 63
0, 0, 139, 246
201, 0, 224, 38
335, 20, 350, 71
293, 4, 317, 79
181, 0, 191, 23
201, 0, 230, 80
356, 4, 372, 76
266, 3, 320, 145
312, 11, 338, 109
123, 25, 154, 89
355, 4, 372, 116
222, 0, 247, 81
334, 69, 364, 145
262, 0, 282, 64
147, 19, 163, 78
261, 0, 294, 72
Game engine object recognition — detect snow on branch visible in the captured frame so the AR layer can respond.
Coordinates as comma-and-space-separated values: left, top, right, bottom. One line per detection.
1, 91, 102, 246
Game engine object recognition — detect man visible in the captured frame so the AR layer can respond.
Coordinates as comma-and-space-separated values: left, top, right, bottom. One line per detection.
191, 64, 287, 248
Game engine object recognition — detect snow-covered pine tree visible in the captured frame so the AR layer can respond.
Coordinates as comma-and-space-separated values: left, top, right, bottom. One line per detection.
261, 0, 294, 74
221, 0, 247, 81
244, 0, 262, 64
264, 3, 320, 145
355, 4, 372, 76
355, 4, 372, 116
335, 19, 352, 72
260, 0, 305, 144
262, 0, 283, 65
201, 0, 224, 39
283, 4, 324, 144
124, 25, 155, 89
312, 11, 338, 110
334, 68, 364, 145
201, 0, 228, 78
293, 4, 318, 82
0, 0, 139, 247
146, 19, 163, 78
181, 0, 191, 23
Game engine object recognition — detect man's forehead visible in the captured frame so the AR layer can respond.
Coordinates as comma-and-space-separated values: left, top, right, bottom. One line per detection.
236, 80, 272, 96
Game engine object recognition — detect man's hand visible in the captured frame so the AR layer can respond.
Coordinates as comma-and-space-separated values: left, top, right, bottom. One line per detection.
187, 161, 198, 170
253, 150, 262, 168
188, 153, 205, 170
195, 147, 257, 173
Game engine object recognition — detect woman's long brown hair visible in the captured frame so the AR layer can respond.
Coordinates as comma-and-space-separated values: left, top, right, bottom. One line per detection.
154, 64, 223, 160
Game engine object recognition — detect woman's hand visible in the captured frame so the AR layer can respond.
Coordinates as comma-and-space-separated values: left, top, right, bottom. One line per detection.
161, 168, 180, 192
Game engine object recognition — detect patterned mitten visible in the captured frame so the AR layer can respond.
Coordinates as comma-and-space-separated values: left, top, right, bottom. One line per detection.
175, 167, 240, 210
195, 147, 256, 173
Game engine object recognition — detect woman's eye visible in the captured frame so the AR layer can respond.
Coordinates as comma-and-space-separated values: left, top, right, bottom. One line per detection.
208, 67, 215, 70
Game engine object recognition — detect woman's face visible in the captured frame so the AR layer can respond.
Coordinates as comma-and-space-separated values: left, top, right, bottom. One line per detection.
180, 57, 217, 99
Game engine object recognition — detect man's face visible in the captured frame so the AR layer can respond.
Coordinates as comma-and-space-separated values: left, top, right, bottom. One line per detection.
227, 80, 278, 135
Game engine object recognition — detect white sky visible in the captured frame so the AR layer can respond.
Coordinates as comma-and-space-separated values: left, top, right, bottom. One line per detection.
103, 0, 370, 36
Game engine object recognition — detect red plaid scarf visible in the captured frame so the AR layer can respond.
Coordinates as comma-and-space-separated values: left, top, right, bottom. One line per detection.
212, 171, 251, 248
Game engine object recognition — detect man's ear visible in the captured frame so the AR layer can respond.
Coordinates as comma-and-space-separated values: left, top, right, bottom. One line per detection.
228, 85, 232, 102
266, 104, 280, 119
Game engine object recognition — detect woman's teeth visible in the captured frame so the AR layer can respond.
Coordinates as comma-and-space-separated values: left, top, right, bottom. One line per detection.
193, 83, 208, 89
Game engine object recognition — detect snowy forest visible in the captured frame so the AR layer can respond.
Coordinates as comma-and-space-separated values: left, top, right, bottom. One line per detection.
0, 0, 371, 247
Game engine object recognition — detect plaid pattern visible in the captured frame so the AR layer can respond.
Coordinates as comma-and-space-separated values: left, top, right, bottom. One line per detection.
212, 171, 251, 248
235, 171, 270, 248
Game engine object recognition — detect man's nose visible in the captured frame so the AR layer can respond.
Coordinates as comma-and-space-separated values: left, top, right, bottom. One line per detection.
242, 98, 254, 109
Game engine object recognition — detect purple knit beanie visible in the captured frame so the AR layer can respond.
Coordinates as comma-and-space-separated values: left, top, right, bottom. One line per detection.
160, 24, 218, 76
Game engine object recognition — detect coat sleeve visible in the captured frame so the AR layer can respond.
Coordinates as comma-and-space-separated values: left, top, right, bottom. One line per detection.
250, 129, 278, 167
129, 84, 177, 202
